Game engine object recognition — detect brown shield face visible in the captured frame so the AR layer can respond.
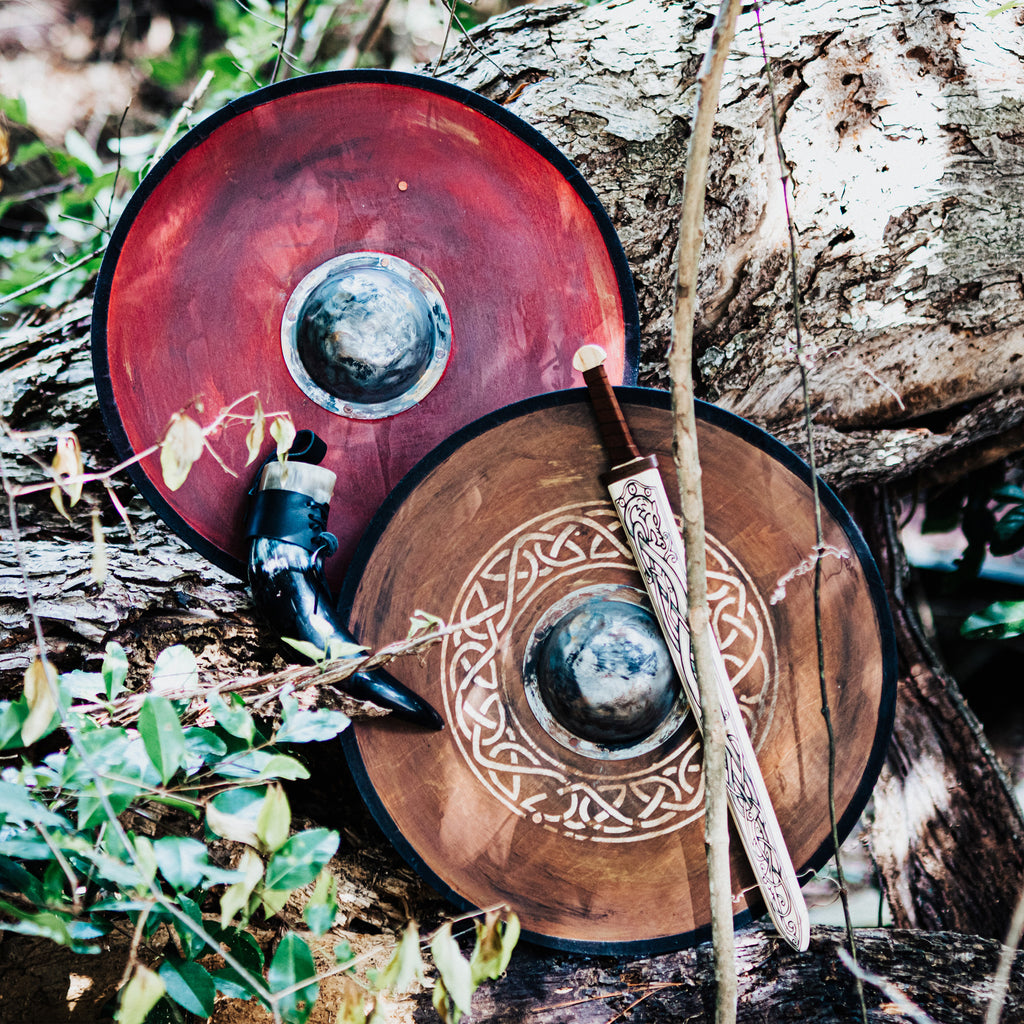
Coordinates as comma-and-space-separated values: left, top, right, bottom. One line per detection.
92, 71, 638, 587
340, 390, 896, 954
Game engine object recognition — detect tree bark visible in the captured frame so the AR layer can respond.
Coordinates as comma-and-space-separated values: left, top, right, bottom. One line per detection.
414, 925, 1024, 1024
437, 0, 1024, 485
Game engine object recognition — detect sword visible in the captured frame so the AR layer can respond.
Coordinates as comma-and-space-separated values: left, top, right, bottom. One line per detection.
573, 344, 810, 951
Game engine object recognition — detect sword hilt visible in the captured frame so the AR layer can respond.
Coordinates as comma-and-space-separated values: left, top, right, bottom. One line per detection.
573, 345, 640, 468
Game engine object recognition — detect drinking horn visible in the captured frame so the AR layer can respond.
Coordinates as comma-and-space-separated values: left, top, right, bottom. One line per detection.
245, 429, 442, 729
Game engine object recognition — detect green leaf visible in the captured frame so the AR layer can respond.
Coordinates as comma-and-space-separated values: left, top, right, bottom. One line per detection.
373, 922, 425, 993
76, 782, 137, 830
268, 932, 318, 1024
303, 869, 338, 936
430, 922, 473, 1023
962, 600, 1024, 639
469, 910, 520, 985
102, 642, 130, 701
153, 836, 208, 892
159, 958, 216, 1018
174, 893, 206, 959
151, 836, 245, 893
151, 644, 199, 695
0, 699, 30, 751
991, 505, 1024, 556
0, 780, 69, 828
182, 726, 228, 773
265, 829, 339, 891
210, 925, 265, 999
132, 834, 158, 889
138, 695, 187, 784
0, 854, 46, 904
207, 690, 255, 743
207, 786, 267, 847
63, 670, 105, 702
260, 888, 292, 918
0, 899, 75, 947
275, 708, 351, 745
255, 783, 291, 854
116, 964, 165, 1024
281, 637, 329, 663
213, 750, 310, 782
219, 847, 263, 927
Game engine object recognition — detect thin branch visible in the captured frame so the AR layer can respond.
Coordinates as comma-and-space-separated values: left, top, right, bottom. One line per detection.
270, 0, 289, 83
753, 8, 867, 1020
0, 246, 106, 311
150, 69, 214, 167
666, 0, 745, 1020
984, 882, 1024, 1024
836, 947, 937, 1024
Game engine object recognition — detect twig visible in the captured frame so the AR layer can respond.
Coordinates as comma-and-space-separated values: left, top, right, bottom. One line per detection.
754, 8, 867, 1020
984, 881, 1024, 1024
0, 246, 106, 310
666, 0, 745, 1020
836, 947, 937, 1024
150, 69, 214, 166
86, 609, 492, 728
270, 0, 289, 83
430, 0, 509, 81
105, 105, 130, 232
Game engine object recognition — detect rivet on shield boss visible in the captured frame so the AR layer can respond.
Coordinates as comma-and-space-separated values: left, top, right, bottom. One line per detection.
93, 70, 896, 954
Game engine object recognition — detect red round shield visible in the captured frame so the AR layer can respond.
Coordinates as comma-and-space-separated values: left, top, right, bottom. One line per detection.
92, 71, 638, 587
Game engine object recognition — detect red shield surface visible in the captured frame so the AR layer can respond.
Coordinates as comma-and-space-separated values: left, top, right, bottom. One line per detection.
92, 71, 638, 586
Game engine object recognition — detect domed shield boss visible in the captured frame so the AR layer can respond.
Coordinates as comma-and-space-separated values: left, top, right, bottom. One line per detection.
91, 71, 639, 586
339, 390, 897, 953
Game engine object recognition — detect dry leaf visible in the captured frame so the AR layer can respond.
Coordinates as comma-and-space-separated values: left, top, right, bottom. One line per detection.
22, 657, 58, 746
269, 414, 296, 462
160, 412, 205, 491
49, 433, 84, 517
245, 398, 265, 466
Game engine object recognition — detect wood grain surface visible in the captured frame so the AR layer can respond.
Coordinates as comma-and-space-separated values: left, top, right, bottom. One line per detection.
342, 392, 894, 953
93, 72, 636, 588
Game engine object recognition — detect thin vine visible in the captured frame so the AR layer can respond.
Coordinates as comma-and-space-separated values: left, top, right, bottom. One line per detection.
753, 6, 867, 1020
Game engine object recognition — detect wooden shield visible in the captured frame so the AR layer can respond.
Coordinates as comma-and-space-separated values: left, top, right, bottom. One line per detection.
340, 390, 896, 953
91, 71, 638, 587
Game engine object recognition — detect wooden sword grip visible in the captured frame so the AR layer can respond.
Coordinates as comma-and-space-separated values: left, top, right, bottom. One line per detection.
573, 345, 640, 468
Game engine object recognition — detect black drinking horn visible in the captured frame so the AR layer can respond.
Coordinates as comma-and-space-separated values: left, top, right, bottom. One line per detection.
245, 430, 443, 730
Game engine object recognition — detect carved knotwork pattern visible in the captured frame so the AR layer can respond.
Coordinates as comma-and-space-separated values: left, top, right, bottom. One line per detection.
441, 500, 776, 843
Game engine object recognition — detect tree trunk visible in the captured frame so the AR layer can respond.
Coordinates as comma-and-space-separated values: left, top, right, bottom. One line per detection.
417, 925, 1024, 1024
4, 0, 1024, 981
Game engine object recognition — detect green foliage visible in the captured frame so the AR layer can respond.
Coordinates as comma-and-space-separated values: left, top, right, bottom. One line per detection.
961, 600, 1024, 639
922, 468, 1024, 638
0, 643, 518, 1021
